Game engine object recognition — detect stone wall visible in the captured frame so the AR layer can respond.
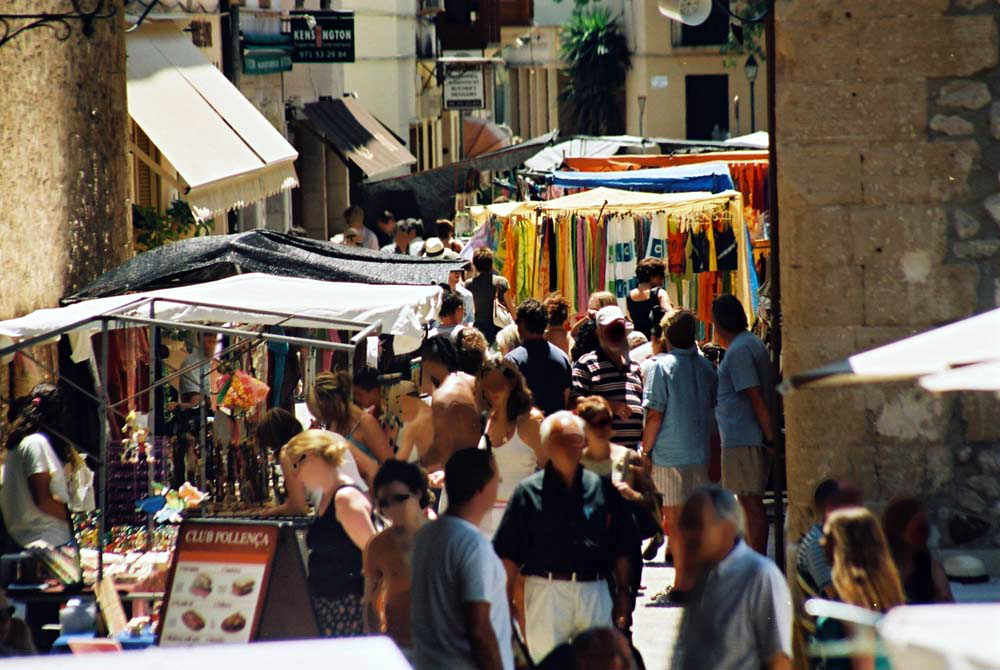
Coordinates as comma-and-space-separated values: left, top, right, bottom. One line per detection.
0, 0, 132, 320
777, 0, 1000, 552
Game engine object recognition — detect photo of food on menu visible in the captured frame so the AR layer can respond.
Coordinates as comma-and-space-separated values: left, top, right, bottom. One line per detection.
160, 562, 264, 645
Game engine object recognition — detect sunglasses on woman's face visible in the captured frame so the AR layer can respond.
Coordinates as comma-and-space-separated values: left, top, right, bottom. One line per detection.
377, 492, 412, 510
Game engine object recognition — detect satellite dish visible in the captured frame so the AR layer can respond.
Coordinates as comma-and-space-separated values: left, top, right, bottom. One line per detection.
657, 0, 713, 26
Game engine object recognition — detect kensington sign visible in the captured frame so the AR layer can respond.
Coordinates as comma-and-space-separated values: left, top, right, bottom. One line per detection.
287, 10, 355, 63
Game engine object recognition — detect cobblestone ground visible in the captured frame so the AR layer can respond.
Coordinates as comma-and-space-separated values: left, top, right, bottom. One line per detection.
631, 542, 684, 670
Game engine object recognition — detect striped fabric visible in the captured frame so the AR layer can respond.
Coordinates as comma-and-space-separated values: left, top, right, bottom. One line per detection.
571, 348, 644, 448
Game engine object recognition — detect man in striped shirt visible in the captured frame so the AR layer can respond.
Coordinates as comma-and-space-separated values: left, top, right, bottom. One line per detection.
570, 306, 644, 449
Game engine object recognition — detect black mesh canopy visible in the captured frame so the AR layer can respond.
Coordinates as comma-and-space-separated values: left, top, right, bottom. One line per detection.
66, 230, 466, 302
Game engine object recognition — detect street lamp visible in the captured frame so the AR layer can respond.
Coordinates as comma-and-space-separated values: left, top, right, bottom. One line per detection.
638, 95, 647, 137
744, 54, 758, 133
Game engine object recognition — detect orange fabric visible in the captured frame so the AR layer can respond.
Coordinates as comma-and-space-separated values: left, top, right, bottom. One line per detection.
563, 153, 768, 171
697, 271, 716, 326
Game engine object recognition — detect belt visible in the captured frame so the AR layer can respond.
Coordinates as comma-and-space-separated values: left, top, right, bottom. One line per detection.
523, 570, 605, 582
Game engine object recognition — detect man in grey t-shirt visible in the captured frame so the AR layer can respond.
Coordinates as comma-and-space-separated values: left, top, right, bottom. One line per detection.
671, 485, 792, 670
411, 449, 513, 670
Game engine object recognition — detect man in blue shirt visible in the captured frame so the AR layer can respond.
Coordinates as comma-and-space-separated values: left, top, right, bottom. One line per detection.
712, 294, 775, 554
506, 299, 571, 416
640, 309, 717, 603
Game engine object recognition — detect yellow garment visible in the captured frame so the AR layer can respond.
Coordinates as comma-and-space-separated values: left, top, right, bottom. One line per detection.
706, 216, 718, 272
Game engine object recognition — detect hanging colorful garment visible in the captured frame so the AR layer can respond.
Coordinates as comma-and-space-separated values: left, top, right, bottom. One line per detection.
576, 214, 588, 311
697, 271, 716, 326
605, 213, 638, 306
536, 217, 551, 301
714, 212, 738, 272
667, 214, 687, 274
690, 221, 710, 273
647, 211, 667, 261
706, 213, 718, 272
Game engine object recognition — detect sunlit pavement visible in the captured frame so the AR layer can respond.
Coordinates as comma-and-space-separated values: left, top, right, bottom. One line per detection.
632, 543, 684, 670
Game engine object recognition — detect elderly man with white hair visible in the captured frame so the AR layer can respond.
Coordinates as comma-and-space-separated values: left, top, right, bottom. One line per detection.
492, 411, 638, 663
671, 484, 792, 670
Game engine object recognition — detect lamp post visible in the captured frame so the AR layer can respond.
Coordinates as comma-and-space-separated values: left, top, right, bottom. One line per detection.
638, 95, 647, 136
744, 54, 758, 132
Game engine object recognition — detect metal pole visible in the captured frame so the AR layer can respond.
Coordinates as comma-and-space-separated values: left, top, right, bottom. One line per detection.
199, 334, 208, 492
750, 80, 756, 133
97, 320, 109, 583
147, 318, 157, 550
764, 5, 785, 571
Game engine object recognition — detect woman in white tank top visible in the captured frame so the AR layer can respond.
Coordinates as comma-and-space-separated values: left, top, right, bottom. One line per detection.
477, 357, 546, 537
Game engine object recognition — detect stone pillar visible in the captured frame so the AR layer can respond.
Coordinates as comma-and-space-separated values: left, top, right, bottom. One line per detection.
0, 0, 132, 319
776, 0, 1000, 561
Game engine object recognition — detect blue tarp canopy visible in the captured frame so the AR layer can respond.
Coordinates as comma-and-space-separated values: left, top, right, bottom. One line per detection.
548, 161, 734, 193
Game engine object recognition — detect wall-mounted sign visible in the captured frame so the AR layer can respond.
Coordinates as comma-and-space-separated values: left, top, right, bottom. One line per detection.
244, 47, 293, 75
287, 10, 355, 63
443, 63, 486, 110
651, 75, 669, 89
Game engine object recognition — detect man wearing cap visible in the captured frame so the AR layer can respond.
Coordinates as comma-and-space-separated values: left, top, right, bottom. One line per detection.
570, 306, 644, 450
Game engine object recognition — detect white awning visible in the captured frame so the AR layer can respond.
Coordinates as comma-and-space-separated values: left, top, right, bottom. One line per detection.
126, 23, 298, 221
0, 274, 443, 358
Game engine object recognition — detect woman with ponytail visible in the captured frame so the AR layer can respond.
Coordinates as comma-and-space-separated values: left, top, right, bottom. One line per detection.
1, 383, 76, 548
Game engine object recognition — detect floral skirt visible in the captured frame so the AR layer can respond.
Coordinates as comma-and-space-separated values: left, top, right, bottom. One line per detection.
312, 592, 365, 638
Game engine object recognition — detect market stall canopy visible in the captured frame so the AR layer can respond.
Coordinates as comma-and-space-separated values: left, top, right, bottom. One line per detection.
300, 97, 417, 179
511, 187, 732, 216
781, 307, 1000, 392
67, 230, 465, 301
126, 23, 298, 222
523, 137, 625, 173
724, 131, 770, 149
1, 274, 442, 358
359, 130, 558, 224
563, 151, 769, 172
463, 118, 512, 158
548, 162, 734, 192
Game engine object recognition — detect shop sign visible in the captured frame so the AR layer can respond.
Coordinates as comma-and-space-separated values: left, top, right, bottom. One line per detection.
287, 10, 355, 63
243, 47, 293, 76
443, 63, 485, 110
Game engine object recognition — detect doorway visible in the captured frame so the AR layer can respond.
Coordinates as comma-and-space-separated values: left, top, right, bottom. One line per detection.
685, 74, 729, 140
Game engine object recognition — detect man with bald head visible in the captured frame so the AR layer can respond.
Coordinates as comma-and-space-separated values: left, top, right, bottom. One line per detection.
493, 411, 637, 662
417, 335, 483, 472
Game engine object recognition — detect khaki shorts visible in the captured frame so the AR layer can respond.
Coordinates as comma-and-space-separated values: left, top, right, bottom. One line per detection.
652, 464, 709, 506
721, 445, 770, 495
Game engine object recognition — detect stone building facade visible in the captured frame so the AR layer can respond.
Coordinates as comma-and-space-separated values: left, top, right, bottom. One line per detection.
777, 0, 1000, 555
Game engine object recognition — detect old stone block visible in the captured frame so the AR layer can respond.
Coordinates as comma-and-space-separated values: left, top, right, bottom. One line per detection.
955, 487, 987, 513
853, 327, 926, 352
991, 102, 1000, 139
963, 394, 1000, 441
775, 20, 861, 83
785, 387, 869, 446
956, 0, 988, 8
983, 192, 1000, 226
954, 239, 1000, 259
977, 447, 1000, 472
926, 444, 954, 492
780, 1, 952, 24
875, 388, 952, 441
782, 325, 857, 375
957, 445, 973, 463
778, 142, 862, 209
967, 474, 1000, 498
860, 141, 979, 205
782, 264, 864, 328
953, 209, 982, 239
937, 80, 992, 109
930, 114, 975, 135
857, 16, 998, 79
777, 80, 926, 141
863, 263, 979, 326
779, 205, 854, 268
850, 205, 949, 267
872, 440, 928, 500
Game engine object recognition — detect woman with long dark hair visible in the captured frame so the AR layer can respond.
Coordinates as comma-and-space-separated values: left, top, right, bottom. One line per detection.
477, 356, 545, 536
1, 383, 78, 548
882, 497, 953, 604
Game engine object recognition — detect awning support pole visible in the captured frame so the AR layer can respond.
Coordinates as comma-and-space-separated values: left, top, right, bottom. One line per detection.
97, 319, 109, 583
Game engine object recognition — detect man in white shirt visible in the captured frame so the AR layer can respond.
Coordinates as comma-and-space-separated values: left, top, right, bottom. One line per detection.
411, 448, 512, 670
344, 204, 379, 250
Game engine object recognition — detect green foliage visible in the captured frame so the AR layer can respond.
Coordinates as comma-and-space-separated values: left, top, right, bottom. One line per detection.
719, 0, 768, 66
133, 200, 213, 251
559, 8, 631, 135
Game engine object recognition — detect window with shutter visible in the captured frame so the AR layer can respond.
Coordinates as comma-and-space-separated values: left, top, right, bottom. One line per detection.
131, 124, 161, 210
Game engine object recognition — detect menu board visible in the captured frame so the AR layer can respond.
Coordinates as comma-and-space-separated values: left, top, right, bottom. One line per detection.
159, 522, 278, 646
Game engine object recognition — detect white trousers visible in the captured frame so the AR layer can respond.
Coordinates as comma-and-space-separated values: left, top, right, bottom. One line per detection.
523, 575, 612, 662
